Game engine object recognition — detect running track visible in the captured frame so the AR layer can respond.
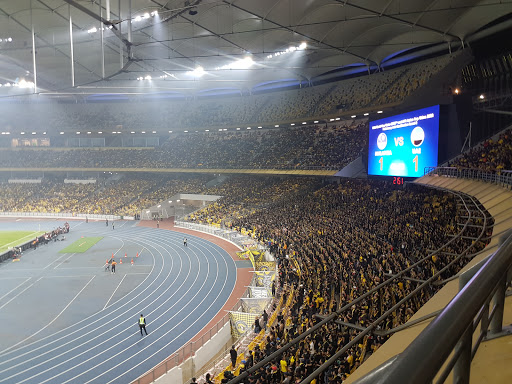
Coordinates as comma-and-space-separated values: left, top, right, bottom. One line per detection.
0, 219, 247, 384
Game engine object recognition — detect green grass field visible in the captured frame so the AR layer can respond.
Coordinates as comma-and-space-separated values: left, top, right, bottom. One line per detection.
59, 237, 103, 253
0, 231, 45, 253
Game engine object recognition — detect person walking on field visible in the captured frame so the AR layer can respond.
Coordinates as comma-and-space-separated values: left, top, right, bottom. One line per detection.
139, 314, 148, 336
111, 259, 117, 274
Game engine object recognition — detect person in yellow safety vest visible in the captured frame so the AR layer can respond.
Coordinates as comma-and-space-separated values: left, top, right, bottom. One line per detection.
139, 314, 148, 336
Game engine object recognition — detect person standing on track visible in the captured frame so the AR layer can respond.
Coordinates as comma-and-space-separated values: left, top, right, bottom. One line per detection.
183, 237, 187, 247
111, 259, 117, 274
139, 314, 148, 336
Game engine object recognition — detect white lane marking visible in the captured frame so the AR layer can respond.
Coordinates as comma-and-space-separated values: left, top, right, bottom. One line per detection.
53, 253, 77, 269
43, 253, 68, 270
104, 274, 127, 310
0, 277, 43, 310
2, 276, 95, 351
0, 230, 235, 384
0, 277, 31, 302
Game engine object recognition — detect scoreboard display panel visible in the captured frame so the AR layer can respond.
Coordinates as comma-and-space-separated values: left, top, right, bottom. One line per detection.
368, 105, 440, 178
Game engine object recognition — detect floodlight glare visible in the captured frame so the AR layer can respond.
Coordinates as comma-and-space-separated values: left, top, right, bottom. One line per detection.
134, 15, 142, 22
151, 11, 158, 16
143, 13, 150, 19
299, 42, 307, 50
188, 66, 205, 77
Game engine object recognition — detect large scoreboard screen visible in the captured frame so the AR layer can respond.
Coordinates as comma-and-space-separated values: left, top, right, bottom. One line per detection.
368, 105, 440, 178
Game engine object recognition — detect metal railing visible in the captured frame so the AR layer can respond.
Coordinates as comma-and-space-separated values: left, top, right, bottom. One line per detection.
353, 230, 512, 384
425, 167, 512, 188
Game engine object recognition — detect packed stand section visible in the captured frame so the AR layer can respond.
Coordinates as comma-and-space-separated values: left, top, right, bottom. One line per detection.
187, 178, 491, 383
449, 128, 512, 172
0, 54, 454, 134
0, 175, 214, 217
0, 122, 368, 171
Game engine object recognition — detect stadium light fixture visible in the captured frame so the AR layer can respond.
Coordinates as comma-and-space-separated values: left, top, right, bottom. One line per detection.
377, 110, 383, 113
479, 94, 485, 99
31, 132, 36, 135
364, 113, 369, 116
351, 115, 356, 118
236, 127, 240, 130
169, 131, 172, 133
87, 131, 92, 134
20, 132, 25, 135
141, 131, 146, 134
329, 118, 334, 122
76, 132, 80, 134
258, 126, 262, 129
290, 123, 295, 126
98, 131, 102, 134
130, 131, 135, 134
302, 122, 307, 125
205, 129, 209, 132
187, 66, 205, 77
43, 132, 46, 135
314, 120, 319, 123
298, 42, 307, 50
60, 132, 64, 135
247, 127, 251, 130
275, 124, 279, 127
184, 130, 188, 133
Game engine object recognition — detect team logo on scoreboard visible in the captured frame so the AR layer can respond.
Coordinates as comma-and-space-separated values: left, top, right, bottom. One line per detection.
411, 126, 425, 147
377, 132, 387, 150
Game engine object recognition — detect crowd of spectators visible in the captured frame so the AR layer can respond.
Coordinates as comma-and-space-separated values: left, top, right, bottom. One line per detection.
186, 178, 491, 383
0, 122, 368, 171
0, 175, 215, 217
449, 128, 512, 172
0, 54, 453, 132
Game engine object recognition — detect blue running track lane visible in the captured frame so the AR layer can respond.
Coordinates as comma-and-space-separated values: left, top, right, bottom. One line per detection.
0, 219, 237, 384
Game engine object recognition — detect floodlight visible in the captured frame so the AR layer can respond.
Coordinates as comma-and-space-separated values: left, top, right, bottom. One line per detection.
351, 115, 356, 118
143, 13, 150, 19
134, 16, 142, 22
364, 113, 369, 116
290, 123, 295, 126
377, 110, 383, 113
31, 132, 36, 135
275, 124, 279, 127
314, 121, 319, 123
151, 11, 158, 16
479, 94, 485, 99
298, 42, 307, 50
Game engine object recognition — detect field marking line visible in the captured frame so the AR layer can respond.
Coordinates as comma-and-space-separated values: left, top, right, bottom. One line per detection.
1, 231, 41, 249
54, 253, 77, 270
0, 277, 43, 310
43, 253, 68, 270
103, 274, 127, 310
3, 276, 96, 351
0, 277, 31, 302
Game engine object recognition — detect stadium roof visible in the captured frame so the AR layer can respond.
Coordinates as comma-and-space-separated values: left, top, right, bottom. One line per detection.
0, 0, 510, 98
